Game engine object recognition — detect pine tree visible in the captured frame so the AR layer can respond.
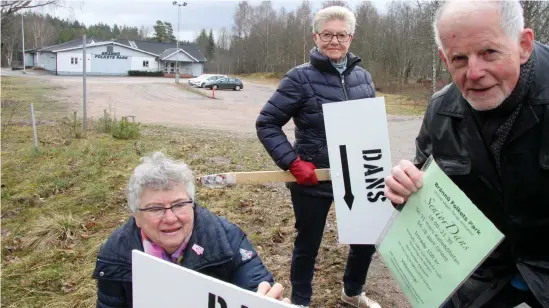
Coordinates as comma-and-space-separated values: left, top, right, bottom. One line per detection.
153, 20, 166, 42
207, 29, 216, 60
164, 22, 176, 43
112, 24, 121, 38
194, 28, 209, 57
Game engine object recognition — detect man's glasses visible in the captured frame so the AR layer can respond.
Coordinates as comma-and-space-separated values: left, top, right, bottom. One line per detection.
138, 200, 194, 220
318, 32, 351, 43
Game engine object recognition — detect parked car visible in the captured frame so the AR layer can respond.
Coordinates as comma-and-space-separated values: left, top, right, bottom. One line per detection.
187, 74, 210, 86
198, 75, 226, 88
188, 74, 226, 87
204, 77, 244, 91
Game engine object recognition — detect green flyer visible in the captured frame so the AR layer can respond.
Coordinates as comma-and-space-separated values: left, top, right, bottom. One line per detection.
377, 156, 505, 308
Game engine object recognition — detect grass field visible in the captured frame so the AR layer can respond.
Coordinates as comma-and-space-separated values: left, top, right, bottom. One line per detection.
1, 76, 410, 308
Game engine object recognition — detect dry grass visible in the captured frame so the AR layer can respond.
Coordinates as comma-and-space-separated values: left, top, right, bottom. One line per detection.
234, 73, 427, 116
1, 76, 67, 121
378, 92, 427, 117
20, 213, 83, 250
1, 76, 409, 308
233, 72, 285, 84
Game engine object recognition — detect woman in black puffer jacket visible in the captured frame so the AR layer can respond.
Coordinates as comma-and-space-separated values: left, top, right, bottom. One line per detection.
255, 5, 380, 308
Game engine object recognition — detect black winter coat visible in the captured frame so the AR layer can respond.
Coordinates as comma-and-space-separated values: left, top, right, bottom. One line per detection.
414, 41, 549, 307
92, 203, 274, 307
256, 48, 376, 198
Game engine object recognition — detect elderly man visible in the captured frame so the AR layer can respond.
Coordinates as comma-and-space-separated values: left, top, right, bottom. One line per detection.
384, 1, 549, 307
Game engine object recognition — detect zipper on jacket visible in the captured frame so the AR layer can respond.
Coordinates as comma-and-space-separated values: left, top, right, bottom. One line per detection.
96, 257, 131, 268
192, 256, 233, 271
341, 75, 349, 100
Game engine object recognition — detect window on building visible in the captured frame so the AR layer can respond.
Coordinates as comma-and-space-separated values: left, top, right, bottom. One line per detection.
107, 46, 113, 53
143, 60, 149, 68
71, 57, 78, 65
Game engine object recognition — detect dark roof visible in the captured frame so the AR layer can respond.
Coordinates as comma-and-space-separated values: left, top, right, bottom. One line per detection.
32, 38, 206, 62
115, 39, 206, 62
158, 48, 179, 59
39, 37, 95, 52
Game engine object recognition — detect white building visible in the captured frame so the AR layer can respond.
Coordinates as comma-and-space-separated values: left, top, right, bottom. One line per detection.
25, 38, 207, 77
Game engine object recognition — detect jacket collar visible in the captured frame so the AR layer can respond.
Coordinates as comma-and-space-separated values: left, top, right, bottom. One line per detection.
530, 41, 549, 103
180, 203, 234, 271
309, 47, 361, 75
96, 203, 234, 270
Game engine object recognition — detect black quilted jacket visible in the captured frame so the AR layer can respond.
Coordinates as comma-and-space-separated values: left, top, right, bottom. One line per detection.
256, 48, 376, 198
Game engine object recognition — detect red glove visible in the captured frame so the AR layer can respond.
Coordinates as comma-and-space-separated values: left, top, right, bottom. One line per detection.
289, 157, 319, 185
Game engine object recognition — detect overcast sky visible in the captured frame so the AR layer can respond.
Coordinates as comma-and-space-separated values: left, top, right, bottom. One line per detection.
35, 0, 389, 42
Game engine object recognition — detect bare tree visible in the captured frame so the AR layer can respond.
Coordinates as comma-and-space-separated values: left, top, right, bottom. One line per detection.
1, 1, 56, 20
1, 15, 21, 67
138, 25, 150, 39
232, 1, 253, 73
321, 0, 349, 9
521, 0, 549, 44
25, 13, 57, 48
296, 0, 312, 64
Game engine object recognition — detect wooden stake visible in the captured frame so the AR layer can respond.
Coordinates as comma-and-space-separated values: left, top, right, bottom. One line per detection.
30, 103, 38, 152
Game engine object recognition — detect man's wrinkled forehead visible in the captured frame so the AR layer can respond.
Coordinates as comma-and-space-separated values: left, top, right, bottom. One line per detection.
438, 0, 500, 29
439, 0, 500, 18
437, 1, 503, 52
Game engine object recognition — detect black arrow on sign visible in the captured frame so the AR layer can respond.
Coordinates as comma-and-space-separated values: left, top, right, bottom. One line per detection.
339, 145, 354, 210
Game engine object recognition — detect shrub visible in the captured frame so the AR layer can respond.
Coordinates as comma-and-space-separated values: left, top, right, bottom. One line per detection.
98, 109, 114, 134
59, 111, 84, 139
96, 109, 140, 140
111, 116, 140, 140
127, 70, 163, 77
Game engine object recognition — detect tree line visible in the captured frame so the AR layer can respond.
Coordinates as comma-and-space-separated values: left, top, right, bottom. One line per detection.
204, 0, 548, 90
2, 0, 548, 91
0, 11, 152, 67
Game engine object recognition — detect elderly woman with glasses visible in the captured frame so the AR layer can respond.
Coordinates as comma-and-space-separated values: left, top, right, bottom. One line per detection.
256, 5, 380, 308
92, 152, 290, 307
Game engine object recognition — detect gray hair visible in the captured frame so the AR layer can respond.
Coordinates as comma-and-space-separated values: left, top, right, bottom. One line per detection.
313, 6, 356, 36
127, 151, 195, 213
433, 0, 524, 50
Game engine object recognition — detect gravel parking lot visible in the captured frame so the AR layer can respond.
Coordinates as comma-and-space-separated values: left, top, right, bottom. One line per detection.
9, 70, 423, 165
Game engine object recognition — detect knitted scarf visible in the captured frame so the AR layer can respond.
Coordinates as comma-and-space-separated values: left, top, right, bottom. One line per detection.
487, 50, 536, 172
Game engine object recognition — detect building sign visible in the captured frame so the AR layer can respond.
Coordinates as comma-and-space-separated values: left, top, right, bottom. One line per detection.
94, 51, 128, 59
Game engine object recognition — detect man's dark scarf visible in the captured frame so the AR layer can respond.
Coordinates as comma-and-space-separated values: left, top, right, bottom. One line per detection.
471, 50, 536, 173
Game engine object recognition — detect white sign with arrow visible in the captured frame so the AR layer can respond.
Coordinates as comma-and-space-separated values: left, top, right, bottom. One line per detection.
322, 97, 396, 244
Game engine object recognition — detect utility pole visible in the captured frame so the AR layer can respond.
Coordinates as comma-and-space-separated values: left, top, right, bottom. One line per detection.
172, 1, 187, 84
21, 13, 25, 73
83, 34, 87, 130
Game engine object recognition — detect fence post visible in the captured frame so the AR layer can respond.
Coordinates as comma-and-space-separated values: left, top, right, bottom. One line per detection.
83, 34, 87, 131
30, 103, 38, 152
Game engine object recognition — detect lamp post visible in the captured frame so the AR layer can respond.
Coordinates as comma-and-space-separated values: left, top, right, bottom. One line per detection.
21, 13, 25, 73
172, 1, 187, 84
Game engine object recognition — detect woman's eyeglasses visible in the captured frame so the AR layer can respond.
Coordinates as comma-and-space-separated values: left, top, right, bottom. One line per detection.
138, 200, 194, 219
318, 32, 351, 43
